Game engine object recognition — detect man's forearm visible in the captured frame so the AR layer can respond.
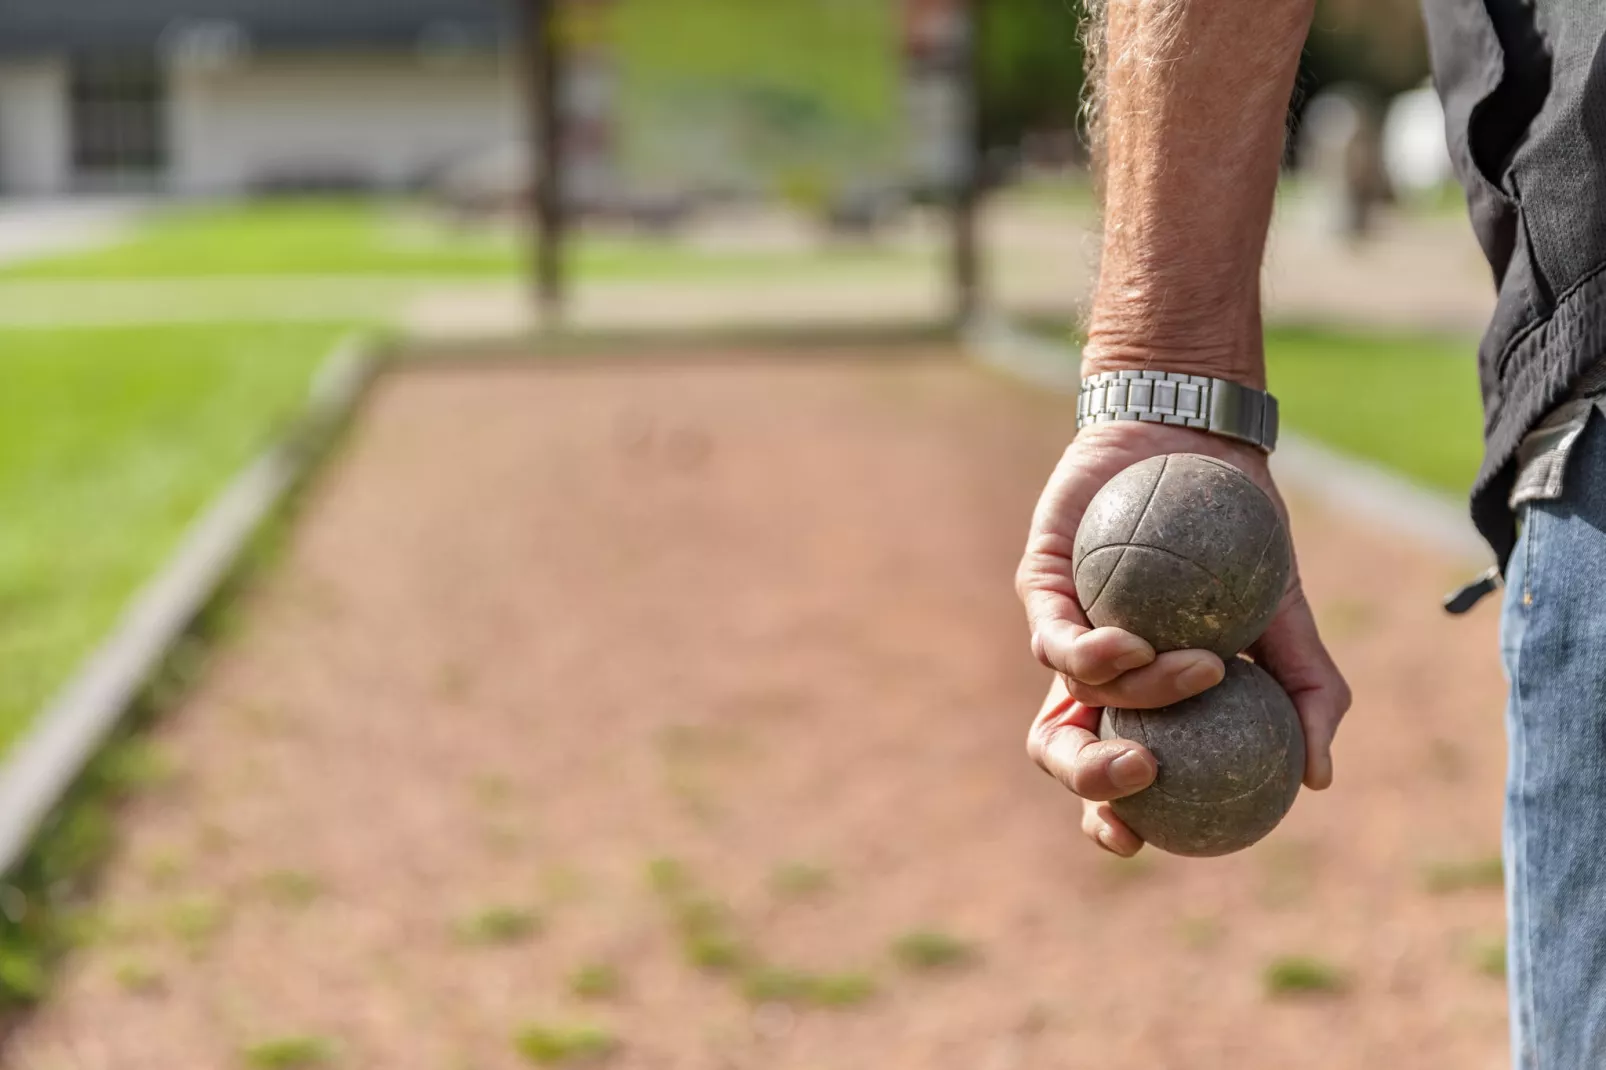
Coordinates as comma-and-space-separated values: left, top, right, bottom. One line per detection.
1082, 0, 1315, 389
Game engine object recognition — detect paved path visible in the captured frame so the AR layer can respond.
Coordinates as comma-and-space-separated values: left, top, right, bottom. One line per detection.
10, 348, 1508, 1070
0, 199, 141, 269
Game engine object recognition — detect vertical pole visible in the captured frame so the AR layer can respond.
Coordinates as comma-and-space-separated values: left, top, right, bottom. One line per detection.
529, 0, 566, 324
952, 0, 983, 328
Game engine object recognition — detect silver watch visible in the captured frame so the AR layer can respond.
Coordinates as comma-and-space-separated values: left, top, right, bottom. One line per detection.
1075, 370, 1279, 453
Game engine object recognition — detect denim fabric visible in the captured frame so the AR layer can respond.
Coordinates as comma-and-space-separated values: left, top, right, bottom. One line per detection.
1502, 408, 1606, 1069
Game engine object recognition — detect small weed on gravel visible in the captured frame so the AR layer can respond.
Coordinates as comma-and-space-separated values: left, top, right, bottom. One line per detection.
891, 930, 977, 973
742, 966, 876, 1008
770, 862, 832, 900
112, 957, 165, 996
454, 906, 542, 947
1177, 915, 1223, 950
196, 821, 236, 856
436, 662, 473, 700
542, 865, 590, 904
471, 773, 513, 807
234, 702, 291, 737
480, 822, 525, 856
644, 857, 753, 974
261, 869, 324, 909
143, 847, 187, 889
1263, 955, 1347, 997
569, 962, 622, 1000
101, 740, 179, 793
1423, 855, 1504, 894
166, 896, 226, 956
645, 857, 689, 899
1472, 936, 1507, 979
672, 888, 748, 971
241, 1034, 337, 1068
513, 1022, 618, 1065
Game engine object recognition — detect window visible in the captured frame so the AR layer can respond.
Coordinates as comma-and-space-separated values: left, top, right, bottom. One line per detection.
70, 55, 166, 184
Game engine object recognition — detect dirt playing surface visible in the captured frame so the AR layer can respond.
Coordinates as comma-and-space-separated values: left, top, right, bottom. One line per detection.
10, 348, 1509, 1069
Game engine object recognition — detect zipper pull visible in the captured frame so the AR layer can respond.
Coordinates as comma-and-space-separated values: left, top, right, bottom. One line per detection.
1443, 565, 1502, 615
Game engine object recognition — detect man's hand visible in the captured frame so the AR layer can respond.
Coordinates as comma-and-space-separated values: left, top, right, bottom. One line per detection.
1016, 419, 1351, 857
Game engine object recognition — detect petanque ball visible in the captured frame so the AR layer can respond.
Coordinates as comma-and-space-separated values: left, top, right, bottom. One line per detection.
1100, 658, 1305, 857
1073, 454, 1290, 658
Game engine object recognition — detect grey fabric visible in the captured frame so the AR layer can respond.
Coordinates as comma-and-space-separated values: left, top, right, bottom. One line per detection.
1421, 0, 1606, 565
1509, 361, 1606, 508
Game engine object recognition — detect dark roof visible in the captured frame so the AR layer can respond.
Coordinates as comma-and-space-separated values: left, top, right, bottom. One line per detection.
0, 0, 518, 56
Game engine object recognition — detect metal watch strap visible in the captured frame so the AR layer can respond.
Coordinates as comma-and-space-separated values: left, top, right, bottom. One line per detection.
1075, 370, 1280, 453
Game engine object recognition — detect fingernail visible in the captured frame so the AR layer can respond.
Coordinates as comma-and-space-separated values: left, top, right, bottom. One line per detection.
1110, 749, 1152, 790
1176, 659, 1224, 694
1112, 648, 1151, 673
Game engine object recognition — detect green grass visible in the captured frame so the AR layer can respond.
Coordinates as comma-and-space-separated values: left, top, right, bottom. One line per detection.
240, 1035, 337, 1069
1032, 321, 1484, 494
111, 957, 165, 996
1263, 954, 1347, 997
1422, 854, 1504, 894
1472, 936, 1507, 979
165, 895, 227, 955
453, 905, 543, 947
0, 323, 350, 751
889, 930, 978, 973
740, 966, 877, 1008
260, 869, 324, 909
512, 1023, 619, 1065
2, 200, 510, 279
568, 962, 623, 1001
1264, 325, 1483, 494
769, 861, 832, 900
644, 856, 691, 899
0, 199, 912, 283
676, 900, 748, 974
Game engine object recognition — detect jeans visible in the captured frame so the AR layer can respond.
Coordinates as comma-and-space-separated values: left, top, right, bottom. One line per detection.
1502, 408, 1606, 1069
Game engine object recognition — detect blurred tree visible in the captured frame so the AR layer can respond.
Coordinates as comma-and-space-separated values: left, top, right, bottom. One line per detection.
978, 0, 1089, 153
1302, 0, 1433, 102
974, 0, 1431, 156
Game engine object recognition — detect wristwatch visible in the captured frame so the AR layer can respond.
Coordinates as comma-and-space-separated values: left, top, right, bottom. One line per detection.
1076, 370, 1280, 453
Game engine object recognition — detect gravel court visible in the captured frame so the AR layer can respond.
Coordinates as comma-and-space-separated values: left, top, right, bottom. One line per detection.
9, 348, 1508, 1069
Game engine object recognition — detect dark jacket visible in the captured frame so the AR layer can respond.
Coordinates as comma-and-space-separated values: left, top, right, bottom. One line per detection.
1422, 0, 1606, 565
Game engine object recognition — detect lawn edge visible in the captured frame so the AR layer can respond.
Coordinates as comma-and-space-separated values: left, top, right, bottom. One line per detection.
0, 332, 380, 885
962, 315, 1492, 566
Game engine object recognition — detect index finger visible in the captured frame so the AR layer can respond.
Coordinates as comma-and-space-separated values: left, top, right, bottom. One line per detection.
1020, 586, 1156, 683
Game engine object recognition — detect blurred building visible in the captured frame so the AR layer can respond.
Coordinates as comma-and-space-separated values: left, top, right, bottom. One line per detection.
0, 0, 521, 197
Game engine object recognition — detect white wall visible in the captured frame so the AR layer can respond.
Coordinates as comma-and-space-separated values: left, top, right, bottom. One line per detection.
169, 52, 521, 196
0, 58, 69, 195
